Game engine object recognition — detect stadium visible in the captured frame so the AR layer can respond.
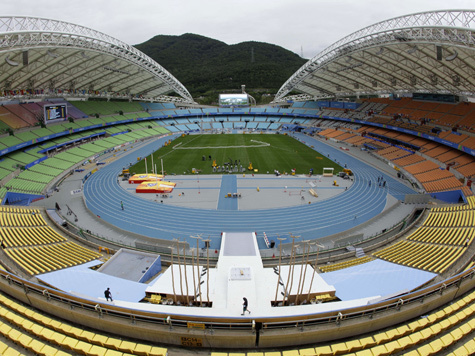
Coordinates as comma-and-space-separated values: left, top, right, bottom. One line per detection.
0, 9, 474, 356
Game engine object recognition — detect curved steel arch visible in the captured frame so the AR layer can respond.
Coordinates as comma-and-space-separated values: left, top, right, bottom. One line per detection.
0, 16, 194, 102
275, 10, 475, 101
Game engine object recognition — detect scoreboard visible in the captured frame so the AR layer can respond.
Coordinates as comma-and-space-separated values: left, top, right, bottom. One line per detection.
219, 94, 249, 108
44, 104, 68, 123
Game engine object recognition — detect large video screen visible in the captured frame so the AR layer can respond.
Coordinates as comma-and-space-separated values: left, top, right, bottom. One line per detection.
44, 104, 68, 123
219, 94, 249, 107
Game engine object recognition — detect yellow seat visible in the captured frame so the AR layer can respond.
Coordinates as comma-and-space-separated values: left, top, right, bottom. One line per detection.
417, 344, 435, 355
149, 346, 168, 356
62, 336, 79, 350
314, 345, 332, 355
0, 341, 8, 354
132, 343, 151, 355
51, 330, 67, 345
440, 333, 456, 348
354, 350, 373, 356
105, 349, 124, 356
88, 344, 108, 356
79, 329, 96, 342
248, 353, 265, 356
359, 336, 376, 349
458, 322, 472, 337
41, 344, 61, 356
71, 340, 93, 354
298, 348, 316, 356
56, 350, 75, 356
384, 340, 404, 354
373, 331, 390, 345
466, 339, 475, 353
282, 351, 300, 356
3, 347, 22, 356
345, 339, 363, 352
17, 333, 33, 349
104, 337, 123, 350
403, 351, 421, 356
420, 328, 434, 342
409, 331, 424, 345
118, 340, 137, 353
451, 345, 471, 356
331, 342, 348, 355
396, 325, 411, 337
28, 339, 49, 355
428, 339, 445, 354
370, 344, 391, 356
265, 353, 282, 356
91, 333, 109, 346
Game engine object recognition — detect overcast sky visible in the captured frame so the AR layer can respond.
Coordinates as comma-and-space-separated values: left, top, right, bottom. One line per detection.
4, 1, 474, 59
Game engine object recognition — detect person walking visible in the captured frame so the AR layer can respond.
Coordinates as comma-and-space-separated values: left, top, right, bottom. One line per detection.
120, 201, 124, 210
241, 297, 251, 315
104, 288, 113, 302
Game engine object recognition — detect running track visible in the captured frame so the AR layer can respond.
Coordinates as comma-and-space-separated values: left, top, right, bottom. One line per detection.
83, 133, 415, 249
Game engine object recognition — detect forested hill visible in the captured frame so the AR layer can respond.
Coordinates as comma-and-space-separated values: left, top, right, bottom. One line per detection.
134, 33, 307, 98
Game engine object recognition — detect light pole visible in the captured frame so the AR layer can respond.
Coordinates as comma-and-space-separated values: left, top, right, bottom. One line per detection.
180, 241, 190, 305
307, 243, 324, 303
295, 240, 310, 305
168, 246, 177, 304
203, 238, 211, 305
174, 238, 184, 304
190, 234, 203, 306
274, 236, 286, 306
286, 234, 300, 306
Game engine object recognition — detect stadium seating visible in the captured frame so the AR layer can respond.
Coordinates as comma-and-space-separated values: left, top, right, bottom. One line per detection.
0, 207, 101, 274
0, 292, 168, 356
319, 256, 374, 273
189, 289, 475, 355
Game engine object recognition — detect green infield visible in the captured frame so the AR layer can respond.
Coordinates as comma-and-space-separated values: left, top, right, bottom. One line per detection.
129, 133, 343, 175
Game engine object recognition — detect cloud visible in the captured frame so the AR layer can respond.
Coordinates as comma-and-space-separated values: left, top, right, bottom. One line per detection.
3, 0, 472, 60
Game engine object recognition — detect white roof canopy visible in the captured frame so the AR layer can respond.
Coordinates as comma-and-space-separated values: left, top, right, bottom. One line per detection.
0, 16, 193, 103
275, 10, 475, 101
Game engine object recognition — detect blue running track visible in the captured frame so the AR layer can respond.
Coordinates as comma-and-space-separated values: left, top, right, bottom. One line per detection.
83, 133, 416, 249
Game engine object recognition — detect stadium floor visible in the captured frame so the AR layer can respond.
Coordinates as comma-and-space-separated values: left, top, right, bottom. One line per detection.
35, 132, 417, 251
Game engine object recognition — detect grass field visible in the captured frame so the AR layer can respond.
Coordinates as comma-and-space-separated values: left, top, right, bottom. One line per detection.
130, 133, 343, 175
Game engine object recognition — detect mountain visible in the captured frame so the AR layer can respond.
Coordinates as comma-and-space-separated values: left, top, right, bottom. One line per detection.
134, 33, 307, 98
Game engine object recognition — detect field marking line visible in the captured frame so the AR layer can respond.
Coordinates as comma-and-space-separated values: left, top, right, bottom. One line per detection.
172, 139, 271, 150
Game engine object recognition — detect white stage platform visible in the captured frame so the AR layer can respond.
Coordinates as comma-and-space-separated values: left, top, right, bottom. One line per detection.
37, 233, 438, 319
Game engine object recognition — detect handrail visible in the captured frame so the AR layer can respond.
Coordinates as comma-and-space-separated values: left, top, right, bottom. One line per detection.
1, 266, 473, 330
